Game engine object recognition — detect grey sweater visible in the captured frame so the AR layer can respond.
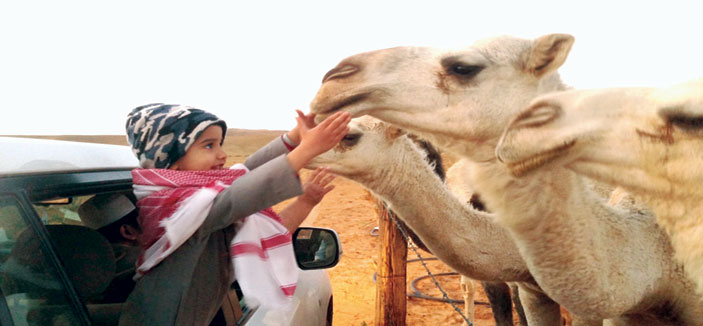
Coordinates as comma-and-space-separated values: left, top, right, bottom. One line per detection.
119, 137, 303, 326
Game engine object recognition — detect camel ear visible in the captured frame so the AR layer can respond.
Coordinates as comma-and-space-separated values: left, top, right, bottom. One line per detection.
523, 34, 574, 78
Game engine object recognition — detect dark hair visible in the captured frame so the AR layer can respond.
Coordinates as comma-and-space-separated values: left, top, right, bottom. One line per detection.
96, 209, 140, 243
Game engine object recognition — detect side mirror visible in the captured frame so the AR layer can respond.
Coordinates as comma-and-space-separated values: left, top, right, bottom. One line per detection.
292, 227, 342, 270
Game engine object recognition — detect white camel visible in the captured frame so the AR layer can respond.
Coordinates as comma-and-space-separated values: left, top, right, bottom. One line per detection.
309, 33, 703, 325
446, 159, 528, 326
308, 117, 564, 325
406, 139, 525, 326
495, 79, 703, 295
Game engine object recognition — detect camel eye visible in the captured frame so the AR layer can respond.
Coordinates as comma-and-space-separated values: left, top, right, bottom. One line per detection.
341, 133, 361, 147
441, 56, 486, 82
449, 64, 484, 78
667, 114, 703, 132
660, 105, 703, 134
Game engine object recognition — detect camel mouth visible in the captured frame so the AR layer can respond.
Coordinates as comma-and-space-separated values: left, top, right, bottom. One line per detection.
505, 139, 576, 177
318, 92, 371, 116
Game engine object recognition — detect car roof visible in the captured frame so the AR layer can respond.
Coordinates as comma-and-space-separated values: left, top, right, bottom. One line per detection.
0, 137, 139, 176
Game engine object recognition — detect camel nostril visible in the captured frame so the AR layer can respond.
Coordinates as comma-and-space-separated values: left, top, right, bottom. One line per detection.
511, 102, 561, 130
322, 64, 359, 83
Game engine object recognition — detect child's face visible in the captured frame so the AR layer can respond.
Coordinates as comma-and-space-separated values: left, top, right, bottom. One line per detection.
169, 125, 227, 171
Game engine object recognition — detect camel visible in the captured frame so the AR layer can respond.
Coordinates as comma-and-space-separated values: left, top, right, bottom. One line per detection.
308, 117, 563, 325
446, 159, 527, 326
402, 137, 526, 326
309, 33, 703, 324
495, 79, 703, 295
387, 135, 527, 326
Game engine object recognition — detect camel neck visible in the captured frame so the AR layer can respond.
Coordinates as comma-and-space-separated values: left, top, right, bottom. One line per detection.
474, 162, 673, 317
363, 141, 529, 281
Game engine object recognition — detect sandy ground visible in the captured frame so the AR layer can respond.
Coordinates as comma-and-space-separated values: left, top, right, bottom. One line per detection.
30, 131, 573, 326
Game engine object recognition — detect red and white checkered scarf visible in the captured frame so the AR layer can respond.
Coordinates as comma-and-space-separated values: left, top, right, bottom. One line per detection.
131, 164, 298, 308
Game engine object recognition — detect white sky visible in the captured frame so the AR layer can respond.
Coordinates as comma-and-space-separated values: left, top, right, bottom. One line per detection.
2, 0, 702, 135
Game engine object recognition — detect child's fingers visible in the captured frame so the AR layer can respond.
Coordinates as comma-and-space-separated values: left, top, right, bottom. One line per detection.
305, 115, 318, 129
332, 115, 352, 135
296, 110, 306, 127
297, 110, 317, 128
312, 112, 332, 128
321, 114, 351, 143
312, 167, 327, 180
295, 116, 305, 128
320, 172, 336, 185
296, 116, 311, 136
330, 126, 351, 144
329, 112, 351, 131
319, 111, 350, 130
314, 169, 335, 186
309, 112, 349, 139
302, 112, 351, 153
322, 184, 335, 194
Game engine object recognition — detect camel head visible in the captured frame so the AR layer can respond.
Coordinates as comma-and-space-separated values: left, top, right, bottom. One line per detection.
307, 117, 434, 184
310, 33, 574, 160
496, 79, 703, 198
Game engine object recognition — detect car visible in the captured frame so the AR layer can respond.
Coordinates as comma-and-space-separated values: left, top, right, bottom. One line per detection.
0, 136, 341, 326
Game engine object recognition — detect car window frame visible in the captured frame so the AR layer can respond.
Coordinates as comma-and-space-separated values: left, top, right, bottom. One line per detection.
0, 169, 134, 203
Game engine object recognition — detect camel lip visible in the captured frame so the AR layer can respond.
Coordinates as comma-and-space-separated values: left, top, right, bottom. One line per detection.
505, 139, 576, 178
318, 92, 371, 115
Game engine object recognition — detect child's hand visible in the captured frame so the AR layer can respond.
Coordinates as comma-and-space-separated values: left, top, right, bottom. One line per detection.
277, 167, 337, 232
286, 111, 351, 171
299, 111, 351, 156
299, 167, 336, 206
287, 110, 317, 145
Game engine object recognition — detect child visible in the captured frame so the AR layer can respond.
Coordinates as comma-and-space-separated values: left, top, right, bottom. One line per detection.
119, 103, 350, 326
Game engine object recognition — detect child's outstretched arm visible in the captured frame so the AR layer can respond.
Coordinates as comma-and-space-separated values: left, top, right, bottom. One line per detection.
277, 167, 336, 233
286, 111, 351, 171
205, 111, 348, 233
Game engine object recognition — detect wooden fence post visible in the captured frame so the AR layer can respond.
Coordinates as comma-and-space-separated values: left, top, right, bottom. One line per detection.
375, 199, 407, 326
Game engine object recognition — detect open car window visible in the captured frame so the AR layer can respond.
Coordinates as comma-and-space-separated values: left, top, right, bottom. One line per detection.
0, 195, 84, 326
32, 192, 136, 325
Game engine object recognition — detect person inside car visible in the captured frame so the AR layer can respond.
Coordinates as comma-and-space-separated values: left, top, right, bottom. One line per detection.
120, 103, 349, 326
78, 193, 141, 304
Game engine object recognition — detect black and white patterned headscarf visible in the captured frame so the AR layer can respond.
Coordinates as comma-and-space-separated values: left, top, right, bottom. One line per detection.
125, 103, 227, 169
